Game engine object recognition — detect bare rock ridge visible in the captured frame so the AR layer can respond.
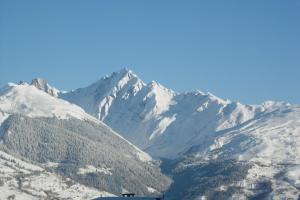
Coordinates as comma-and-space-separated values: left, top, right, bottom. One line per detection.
31, 78, 60, 97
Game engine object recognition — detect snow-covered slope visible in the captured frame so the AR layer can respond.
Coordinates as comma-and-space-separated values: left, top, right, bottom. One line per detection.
60, 69, 265, 158
0, 150, 113, 200
206, 102, 300, 164
207, 102, 300, 198
0, 82, 153, 162
0, 82, 95, 121
165, 102, 300, 199
0, 82, 170, 196
59, 69, 300, 199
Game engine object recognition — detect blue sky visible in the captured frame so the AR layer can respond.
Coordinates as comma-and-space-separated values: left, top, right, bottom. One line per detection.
0, 0, 299, 104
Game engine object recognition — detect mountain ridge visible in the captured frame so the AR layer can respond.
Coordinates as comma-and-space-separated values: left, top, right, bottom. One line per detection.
1, 68, 300, 199
0, 81, 171, 197
57, 69, 273, 158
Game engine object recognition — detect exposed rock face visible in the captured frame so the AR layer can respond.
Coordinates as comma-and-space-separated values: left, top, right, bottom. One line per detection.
31, 78, 60, 97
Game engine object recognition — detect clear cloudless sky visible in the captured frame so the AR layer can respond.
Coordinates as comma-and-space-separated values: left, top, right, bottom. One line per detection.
0, 0, 299, 104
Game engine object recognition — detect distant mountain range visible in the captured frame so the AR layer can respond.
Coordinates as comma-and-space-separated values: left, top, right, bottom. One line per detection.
0, 68, 299, 199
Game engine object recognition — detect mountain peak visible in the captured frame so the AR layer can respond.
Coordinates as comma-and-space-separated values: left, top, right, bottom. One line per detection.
109, 68, 134, 79
100, 68, 140, 86
31, 77, 48, 88
148, 80, 159, 88
119, 67, 132, 75
147, 80, 175, 96
31, 78, 60, 97
117, 68, 137, 80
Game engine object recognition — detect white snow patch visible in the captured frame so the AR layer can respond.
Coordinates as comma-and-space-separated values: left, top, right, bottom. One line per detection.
147, 186, 157, 193
0, 150, 114, 199
0, 151, 43, 172
99, 96, 114, 120
286, 166, 300, 187
78, 165, 112, 175
136, 150, 152, 162
150, 115, 176, 140
42, 161, 60, 168
0, 111, 9, 125
144, 81, 175, 117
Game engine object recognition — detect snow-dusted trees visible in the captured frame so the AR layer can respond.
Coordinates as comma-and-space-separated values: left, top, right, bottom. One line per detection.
0, 114, 170, 195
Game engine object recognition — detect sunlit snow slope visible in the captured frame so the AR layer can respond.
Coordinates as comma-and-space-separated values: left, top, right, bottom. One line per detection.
59, 69, 300, 199
61, 69, 266, 158
6, 68, 300, 199
0, 82, 170, 196
0, 150, 113, 200
166, 102, 300, 199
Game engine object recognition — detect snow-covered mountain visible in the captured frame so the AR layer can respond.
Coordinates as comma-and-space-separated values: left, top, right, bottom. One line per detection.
0, 82, 170, 197
164, 102, 300, 199
57, 69, 300, 199
60, 69, 266, 158
1, 69, 299, 199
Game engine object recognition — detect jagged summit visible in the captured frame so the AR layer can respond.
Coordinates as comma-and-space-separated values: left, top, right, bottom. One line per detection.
60, 68, 265, 158
31, 77, 60, 97
118, 67, 134, 76
16, 69, 299, 160
20, 69, 273, 158
31, 77, 47, 86
104, 68, 137, 81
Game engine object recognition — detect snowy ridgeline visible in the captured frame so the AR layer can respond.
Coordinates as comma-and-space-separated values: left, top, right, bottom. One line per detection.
1, 69, 300, 199
59, 69, 300, 199
163, 104, 300, 200
0, 82, 98, 122
0, 82, 151, 164
60, 69, 294, 160
0, 150, 113, 200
